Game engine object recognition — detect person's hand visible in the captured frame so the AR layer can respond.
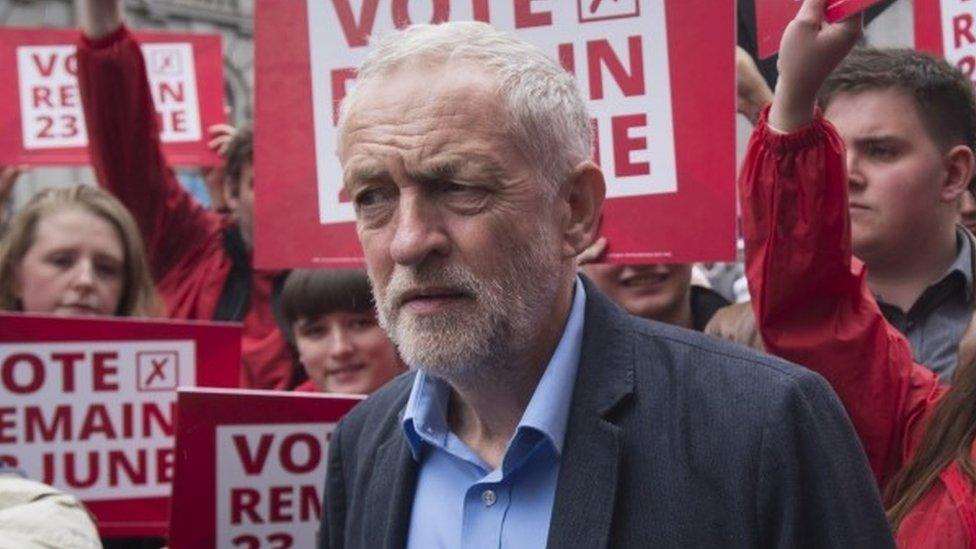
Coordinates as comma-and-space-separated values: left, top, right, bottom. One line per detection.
80, 0, 123, 40
200, 123, 237, 212
576, 236, 607, 267
207, 123, 237, 157
736, 47, 773, 126
770, 0, 862, 132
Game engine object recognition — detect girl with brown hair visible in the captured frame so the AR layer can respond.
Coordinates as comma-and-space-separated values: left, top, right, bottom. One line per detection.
281, 269, 404, 394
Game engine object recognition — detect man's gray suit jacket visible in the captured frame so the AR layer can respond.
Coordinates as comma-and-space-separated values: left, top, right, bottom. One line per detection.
320, 279, 894, 548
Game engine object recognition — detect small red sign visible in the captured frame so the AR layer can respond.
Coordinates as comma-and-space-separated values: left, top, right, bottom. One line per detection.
169, 389, 362, 548
0, 27, 225, 167
0, 313, 240, 538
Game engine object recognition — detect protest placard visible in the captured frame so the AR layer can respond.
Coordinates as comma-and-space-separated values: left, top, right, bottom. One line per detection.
755, 0, 885, 59
914, 0, 976, 85
0, 313, 240, 537
169, 389, 362, 548
0, 27, 224, 166
254, 0, 736, 268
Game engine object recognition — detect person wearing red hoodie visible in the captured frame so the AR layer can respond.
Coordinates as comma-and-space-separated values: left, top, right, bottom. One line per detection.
76, 0, 294, 389
741, 0, 976, 545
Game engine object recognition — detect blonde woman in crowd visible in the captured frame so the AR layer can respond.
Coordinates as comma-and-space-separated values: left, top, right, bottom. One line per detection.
0, 184, 161, 317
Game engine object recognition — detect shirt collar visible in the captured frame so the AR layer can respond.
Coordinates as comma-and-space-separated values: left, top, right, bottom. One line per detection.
947, 226, 974, 301
401, 277, 587, 460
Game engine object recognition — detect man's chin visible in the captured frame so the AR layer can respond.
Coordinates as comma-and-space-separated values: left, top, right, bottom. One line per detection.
393, 321, 496, 379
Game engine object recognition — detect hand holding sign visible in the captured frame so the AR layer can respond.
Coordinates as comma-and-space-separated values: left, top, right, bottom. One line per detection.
770, 0, 862, 132
200, 122, 237, 211
576, 236, 608, 266
755, 0, 882, 59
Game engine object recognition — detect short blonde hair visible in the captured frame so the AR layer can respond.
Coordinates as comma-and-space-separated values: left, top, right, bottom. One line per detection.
0, 185, 162, 317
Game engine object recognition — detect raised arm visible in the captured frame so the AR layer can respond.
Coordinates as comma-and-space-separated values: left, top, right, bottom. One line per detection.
740, 0, 943, 486
79, 0, 121, 39
76, 0, 221, 282
735, 46, 773, 126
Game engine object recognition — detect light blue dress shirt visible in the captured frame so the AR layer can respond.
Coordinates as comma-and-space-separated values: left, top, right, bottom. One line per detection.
402, 278, 587, 549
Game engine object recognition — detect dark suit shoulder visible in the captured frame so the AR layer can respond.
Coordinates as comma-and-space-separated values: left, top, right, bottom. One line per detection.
625, 312, 831, 393
336, 370, 416, 442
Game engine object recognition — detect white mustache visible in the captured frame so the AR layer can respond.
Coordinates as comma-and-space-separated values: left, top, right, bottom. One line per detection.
383, 264, 479, 309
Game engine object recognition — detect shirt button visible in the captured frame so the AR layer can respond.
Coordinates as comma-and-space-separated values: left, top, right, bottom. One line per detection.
481, 489, 497, 507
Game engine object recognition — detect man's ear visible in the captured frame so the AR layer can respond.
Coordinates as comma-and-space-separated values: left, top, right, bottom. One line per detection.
941, 145, 975, 203
560, 160, 606, 259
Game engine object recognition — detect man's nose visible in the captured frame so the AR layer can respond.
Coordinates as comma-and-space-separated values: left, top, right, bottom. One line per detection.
846, 152, 866, 191
389, 194, 450, 266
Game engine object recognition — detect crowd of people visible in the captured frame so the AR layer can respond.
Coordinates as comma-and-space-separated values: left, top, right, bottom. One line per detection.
5, 0, 976, 546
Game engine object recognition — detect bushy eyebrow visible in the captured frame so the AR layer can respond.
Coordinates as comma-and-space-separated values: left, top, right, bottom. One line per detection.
409, 158, 505, 186
848, 134, 905, 147
343, 157, 507, 191
343, 164, 392, 191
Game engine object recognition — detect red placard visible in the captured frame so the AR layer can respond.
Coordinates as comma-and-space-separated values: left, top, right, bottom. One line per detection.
168, 389, 362, 548
254, 0, 736, 268
0, 313, 241, 538
0, 27, 225, 167
914, 0, 944, 56
915, 0, 976, 86
756, 0, 885, 59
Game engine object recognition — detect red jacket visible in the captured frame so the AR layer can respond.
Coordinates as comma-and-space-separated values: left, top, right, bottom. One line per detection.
741, 108, 976, 548
76, 26, 293, 390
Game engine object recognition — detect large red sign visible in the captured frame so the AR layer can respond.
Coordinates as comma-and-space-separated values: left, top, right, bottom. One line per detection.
0, 27, 225, 167
169, 389, 362, 548
0, 313, 240, 537
756, 0, 885, 59
254, 0, 737, 268
915, 0, 976, 85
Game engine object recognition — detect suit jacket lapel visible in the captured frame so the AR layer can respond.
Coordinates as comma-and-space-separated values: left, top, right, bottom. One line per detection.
547, 278, 635, 549
362, 418, 418, 549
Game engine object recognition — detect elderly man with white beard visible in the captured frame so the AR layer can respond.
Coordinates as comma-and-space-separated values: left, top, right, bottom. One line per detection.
319, 21, 893, 549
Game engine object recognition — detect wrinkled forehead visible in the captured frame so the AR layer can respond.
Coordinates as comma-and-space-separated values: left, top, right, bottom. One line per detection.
338, 59, 508, 145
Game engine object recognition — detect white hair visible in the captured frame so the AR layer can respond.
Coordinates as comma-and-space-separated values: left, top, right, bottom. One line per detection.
338, 21, 592, 191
